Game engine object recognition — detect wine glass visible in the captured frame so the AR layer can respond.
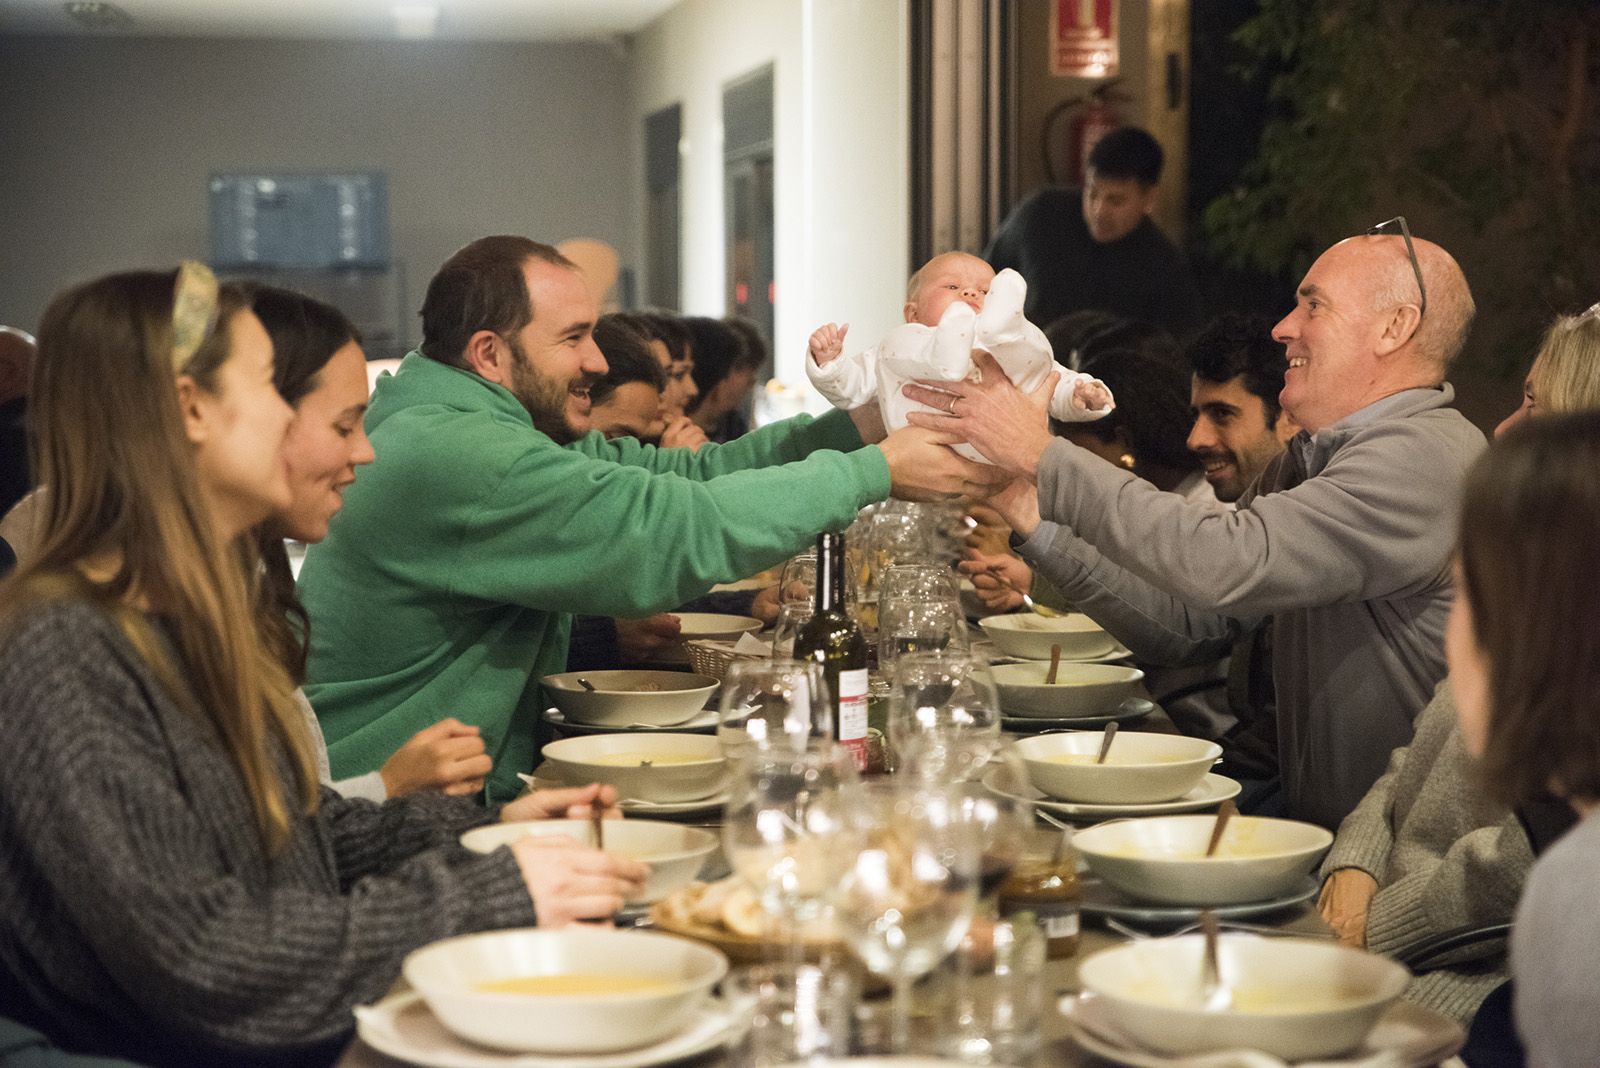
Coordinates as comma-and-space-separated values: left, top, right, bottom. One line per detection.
876, 597, 969, 682
901, 738, 1034, 910
770, 602, 814, 659
723, 743, 861, 946
831, 780, 979, 1053
879, 563, 959, 608
887, 651, 1002, 780
717, 659, 832, 763
778, 552, 817, 607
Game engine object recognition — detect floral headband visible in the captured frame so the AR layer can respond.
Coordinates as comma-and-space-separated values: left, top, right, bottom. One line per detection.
170, 260, 220, 371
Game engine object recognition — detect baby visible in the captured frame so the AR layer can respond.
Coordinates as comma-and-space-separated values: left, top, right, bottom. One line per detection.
807, 252, 1113, 463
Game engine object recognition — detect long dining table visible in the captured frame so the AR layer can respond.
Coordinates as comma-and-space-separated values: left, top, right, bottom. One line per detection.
335, 699, 1362, 1067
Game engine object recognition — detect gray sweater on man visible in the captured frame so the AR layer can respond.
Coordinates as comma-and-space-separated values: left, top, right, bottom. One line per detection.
1020, 386, 1485, 828
0, 600, 537, 1066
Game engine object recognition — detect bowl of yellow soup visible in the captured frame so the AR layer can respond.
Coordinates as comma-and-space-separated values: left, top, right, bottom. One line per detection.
991, 661, 1145, 717
404, 927, 729, 1053
460, 819, 717, 904
1078, 933, 1408, 1060
1072, 815, 1334, 905
978, 612, 1119, 661
542, 670, 719, 728
540, 733, 727, 803
1013, 731, 1219, 804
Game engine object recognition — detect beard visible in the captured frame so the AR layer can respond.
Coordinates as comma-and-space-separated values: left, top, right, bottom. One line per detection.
505, 335, 585, 444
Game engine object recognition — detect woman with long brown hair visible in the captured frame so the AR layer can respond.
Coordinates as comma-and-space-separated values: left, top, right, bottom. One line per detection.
0, 267, 643, 1066
1450, 408, 1600, 1065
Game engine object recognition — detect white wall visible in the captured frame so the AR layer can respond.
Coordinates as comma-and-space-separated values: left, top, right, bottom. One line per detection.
0, 35, 633, 338
627, 0, 909, 399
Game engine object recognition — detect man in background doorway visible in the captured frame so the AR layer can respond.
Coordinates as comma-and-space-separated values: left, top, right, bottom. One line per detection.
985, 126, 1202, 338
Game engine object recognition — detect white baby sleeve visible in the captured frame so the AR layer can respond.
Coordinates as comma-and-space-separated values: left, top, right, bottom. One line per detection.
1047, 369, 1115, 423
805, 341, 880, 410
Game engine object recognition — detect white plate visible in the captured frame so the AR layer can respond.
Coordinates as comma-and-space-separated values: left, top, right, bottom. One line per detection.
984, 768, 1241, 820
1000, 697, 1156, 732
1080, 876, 1321, 925
354, 990, 733, 1068
517, 772, 728, 817
1062, 991, 1464, 1068
543, 706, 718, 735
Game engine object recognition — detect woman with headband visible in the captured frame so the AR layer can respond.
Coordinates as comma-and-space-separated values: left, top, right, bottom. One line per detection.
0, 267, 644, 1065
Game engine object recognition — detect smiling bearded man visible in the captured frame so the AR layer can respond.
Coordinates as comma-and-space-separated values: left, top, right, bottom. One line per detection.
297, 237, 1005, 801
907, 227, 1484, 829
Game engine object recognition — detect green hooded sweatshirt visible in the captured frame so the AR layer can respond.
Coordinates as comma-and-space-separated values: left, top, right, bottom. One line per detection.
299, 353, 890, 801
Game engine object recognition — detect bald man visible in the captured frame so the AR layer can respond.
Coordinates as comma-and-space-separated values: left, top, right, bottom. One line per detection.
907, 228, 1485, 829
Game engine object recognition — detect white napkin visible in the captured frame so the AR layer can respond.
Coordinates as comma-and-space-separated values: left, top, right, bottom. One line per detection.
732, 632, 773, 657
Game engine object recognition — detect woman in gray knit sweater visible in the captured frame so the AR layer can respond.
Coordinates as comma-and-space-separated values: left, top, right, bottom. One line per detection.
0, 268, 644, 1066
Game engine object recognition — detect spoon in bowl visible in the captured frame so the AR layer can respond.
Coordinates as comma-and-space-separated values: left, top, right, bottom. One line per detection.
1205, 799, 1239, 857
1199, 909, 1232, 1011
1094, 722, 1118, 765
1046, 643, 1062, 685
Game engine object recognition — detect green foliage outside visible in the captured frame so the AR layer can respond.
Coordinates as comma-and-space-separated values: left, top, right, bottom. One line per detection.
1202, 0, 1600, 372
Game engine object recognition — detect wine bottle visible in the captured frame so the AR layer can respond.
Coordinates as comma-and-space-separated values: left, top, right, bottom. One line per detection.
793, 530, 870, 770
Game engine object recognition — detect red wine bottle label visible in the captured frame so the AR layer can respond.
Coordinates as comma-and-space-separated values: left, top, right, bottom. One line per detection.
837, 667, 869, 768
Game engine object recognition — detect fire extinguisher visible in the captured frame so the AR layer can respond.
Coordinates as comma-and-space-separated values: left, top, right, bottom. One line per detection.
1043, 79, 1127, 186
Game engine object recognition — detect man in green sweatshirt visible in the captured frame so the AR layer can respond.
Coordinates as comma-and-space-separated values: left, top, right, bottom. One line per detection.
299, 235, 996, 801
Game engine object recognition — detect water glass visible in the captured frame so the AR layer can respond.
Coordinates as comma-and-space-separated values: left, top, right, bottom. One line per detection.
831, 780, 979, 1054
723, 963, 856, 1066
717, 659, 832, 761
723, 743, 860, 928
934, 916, 1047, 1064
887, 651, 1002, 780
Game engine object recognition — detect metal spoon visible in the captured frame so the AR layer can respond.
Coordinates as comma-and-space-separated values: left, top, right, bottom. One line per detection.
985, 566, 1064, 618
1199, 910, 1232, 1011
577, 677, 597, 692
1205, 799, 1239, 857
1094, 722, 1118, 765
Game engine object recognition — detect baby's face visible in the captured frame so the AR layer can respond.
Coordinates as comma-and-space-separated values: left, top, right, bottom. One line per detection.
907, 255, 996, 327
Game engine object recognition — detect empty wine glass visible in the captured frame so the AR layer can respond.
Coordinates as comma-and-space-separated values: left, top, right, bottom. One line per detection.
900, 739, 1034, 910
770, 602, 814, 659
879, 563, 960, 608
831, 780, 979, 1053
723, 743, 861, 939
717, 659, 832, 762
887, 651, 1002, 780
877, 597, 969, 682
778, 552, 817, 607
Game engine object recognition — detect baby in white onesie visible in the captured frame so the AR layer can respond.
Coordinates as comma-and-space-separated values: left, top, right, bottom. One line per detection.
807, 251, 1114, 463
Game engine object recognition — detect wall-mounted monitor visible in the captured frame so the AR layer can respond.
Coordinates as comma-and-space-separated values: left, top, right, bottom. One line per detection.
209, 171, 390, 270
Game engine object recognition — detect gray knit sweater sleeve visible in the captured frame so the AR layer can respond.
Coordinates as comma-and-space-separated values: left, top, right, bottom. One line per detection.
1034, 415, 1467, 614
1016, 519, 1246, 666
0, 600, 536, 1058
